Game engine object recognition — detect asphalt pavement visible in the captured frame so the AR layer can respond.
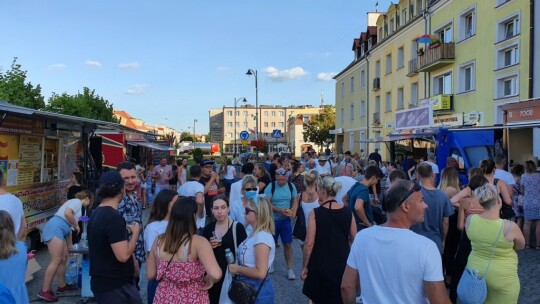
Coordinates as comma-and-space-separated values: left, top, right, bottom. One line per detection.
25, 208, 540, 303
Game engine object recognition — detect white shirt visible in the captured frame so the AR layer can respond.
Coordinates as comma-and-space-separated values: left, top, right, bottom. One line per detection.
0, 193, 24, 236
144, 220, 168, 252
494, 169, 515, 186
315, 161, 332, 176
334, 176, 358, 205
347, 226, 443, 304
224, 165, 236, 180
55, 199, 83, 222
237, 231, 275, 268
178, 181, 206, 228
421, 160, 439, 175
229, 180, 243, 207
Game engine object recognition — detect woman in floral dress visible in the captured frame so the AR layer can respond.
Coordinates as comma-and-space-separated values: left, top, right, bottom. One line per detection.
521, 160, 540, 249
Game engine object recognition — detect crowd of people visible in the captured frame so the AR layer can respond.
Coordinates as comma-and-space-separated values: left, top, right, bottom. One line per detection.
0, 148, 538, 303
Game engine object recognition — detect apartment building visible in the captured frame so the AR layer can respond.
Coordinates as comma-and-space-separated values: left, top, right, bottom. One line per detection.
334, 0, 532, 161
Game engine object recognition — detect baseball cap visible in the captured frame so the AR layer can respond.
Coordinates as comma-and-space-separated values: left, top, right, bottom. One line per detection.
318, 155, 327, 161
99, 171, 125, 187
201, 159, 214, 167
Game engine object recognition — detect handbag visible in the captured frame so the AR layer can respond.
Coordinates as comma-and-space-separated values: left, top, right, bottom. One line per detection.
228, 270, 269, 304
292, 198, 306, 241
457, 219, 504, 304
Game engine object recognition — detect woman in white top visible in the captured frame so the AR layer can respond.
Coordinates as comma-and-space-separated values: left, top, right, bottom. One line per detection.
299, 171, 320, 247
177, 158, 188, 187
40, 190, 93, 298
223, 159, 236, 197
144, 189, 179, 304
228, 196, 275, 304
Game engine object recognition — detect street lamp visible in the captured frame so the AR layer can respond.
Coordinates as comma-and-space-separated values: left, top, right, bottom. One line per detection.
246, 69, 259, 140
193, 119, 198, 147
234, 97, 247, 156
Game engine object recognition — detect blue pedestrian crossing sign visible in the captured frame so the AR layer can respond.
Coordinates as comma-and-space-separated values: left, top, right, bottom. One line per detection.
239, 130, 250, 140
272, 129, 282, 138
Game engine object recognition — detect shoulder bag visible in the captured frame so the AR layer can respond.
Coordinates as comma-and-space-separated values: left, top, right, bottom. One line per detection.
292, 194, 306, 241
457, 219, 504, 304
228, 270, 269, 304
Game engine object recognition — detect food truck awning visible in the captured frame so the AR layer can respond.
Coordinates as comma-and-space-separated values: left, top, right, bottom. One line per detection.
127, 140, 174, 151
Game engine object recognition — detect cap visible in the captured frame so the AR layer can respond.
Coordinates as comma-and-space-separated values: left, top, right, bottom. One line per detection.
318, 155, 327, 161
201, 159, 214, 167
99, 171, 125, 187
427, 152, 435, 159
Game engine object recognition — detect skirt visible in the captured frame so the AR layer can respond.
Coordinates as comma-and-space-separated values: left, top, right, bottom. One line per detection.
42, 216, 72, 243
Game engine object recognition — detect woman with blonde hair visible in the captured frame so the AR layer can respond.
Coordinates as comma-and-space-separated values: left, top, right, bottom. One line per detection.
438, 166, 461, 198
521, 160, 540, 248
228, 196, 275, 303
301, 176, 356, 304
147, 196, 222, 304
0, 210, 29, 303
461, 183, 525, 304
297, 170, 320, 247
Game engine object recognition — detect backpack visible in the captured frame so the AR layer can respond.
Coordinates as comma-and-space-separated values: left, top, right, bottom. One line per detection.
270, 181, 294, 197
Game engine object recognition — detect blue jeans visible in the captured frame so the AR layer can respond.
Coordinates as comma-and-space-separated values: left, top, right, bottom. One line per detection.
237, 275, 274, 304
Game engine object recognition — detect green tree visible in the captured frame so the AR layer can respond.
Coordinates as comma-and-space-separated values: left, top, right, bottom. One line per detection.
0, 58, 45, 109
205, 132, 211, 143
180, 131, 193, 142
303, 105, 336, 152
46, 87, 117, 122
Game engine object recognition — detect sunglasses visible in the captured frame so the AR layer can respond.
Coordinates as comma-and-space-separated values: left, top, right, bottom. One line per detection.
275, 171, 287, 176
318, 160, 327, 162
397, 183, 422, 206
245, 208, 257, 215
244, 188, 257, 191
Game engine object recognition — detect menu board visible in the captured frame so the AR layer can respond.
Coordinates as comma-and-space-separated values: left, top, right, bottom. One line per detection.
17, 136, 42, 185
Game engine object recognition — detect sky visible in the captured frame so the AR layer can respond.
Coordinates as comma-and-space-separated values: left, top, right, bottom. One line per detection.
0, 0, 392, 134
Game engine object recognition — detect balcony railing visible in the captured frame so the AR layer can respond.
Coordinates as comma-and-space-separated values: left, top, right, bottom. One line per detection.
373, 112, 381, 125
407, 58, 418, 76
372, 77, 381, 91
417, 43, 455, 72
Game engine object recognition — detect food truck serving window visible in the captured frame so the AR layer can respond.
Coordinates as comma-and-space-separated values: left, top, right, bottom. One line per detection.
0, 134, 43, 186
464, 146, 494, 169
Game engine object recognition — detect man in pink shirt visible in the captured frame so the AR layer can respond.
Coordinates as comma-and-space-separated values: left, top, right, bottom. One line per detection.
152, 157, 172, 196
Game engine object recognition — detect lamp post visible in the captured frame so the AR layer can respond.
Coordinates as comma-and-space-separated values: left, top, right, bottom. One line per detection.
234, 97, 247, 156
193, 119, 198, 147
246, 69, 259, 140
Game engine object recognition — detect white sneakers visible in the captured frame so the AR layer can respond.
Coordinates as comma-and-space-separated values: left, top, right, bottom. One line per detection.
287, 268, 296, 280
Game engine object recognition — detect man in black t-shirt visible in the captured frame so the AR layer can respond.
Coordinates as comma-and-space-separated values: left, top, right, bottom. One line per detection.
88, 171, 142, 303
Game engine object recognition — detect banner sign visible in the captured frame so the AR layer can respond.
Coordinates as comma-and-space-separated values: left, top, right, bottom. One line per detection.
395, 106, 433, 130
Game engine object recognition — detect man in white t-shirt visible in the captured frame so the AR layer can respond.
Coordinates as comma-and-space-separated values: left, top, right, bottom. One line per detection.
493, 153, 515, 200
315, 155, 334, 177
341, 179, 450, 304
177, 164, 206, 232
0, 170, 26, 239
334, 165, 358, 205
417, 152, 439, 182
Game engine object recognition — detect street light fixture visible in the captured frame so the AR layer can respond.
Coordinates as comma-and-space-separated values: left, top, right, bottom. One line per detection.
193, 119, 198, 147
234, 97, 247, 156
246, 69, 259, 140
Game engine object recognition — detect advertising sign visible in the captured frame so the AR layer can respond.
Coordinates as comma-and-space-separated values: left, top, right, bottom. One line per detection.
0, 115, 44, 136
395, 105, 433, 130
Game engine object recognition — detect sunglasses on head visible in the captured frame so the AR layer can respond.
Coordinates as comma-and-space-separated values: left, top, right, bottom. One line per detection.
275, 171, 287, 176
245, 207, 257, 215
244, 187, 257, 191
397, 183, 422, 206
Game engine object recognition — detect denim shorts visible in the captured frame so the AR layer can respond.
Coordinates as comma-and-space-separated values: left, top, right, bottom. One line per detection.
273, 217, 293, 245
237, 275, 274, 304
42, 216, 71, 243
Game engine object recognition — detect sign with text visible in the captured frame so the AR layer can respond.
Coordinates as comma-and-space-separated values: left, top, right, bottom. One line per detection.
506, 105, 540, 123
420, 94, 452, 111
395, 106, 433, 130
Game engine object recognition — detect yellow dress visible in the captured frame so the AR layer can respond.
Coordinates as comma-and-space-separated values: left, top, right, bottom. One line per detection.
466, 215, 519, 304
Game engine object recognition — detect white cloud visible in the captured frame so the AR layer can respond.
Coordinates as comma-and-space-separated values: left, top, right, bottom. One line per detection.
125, 84, 147, 95
48, 63, 66, 70
118, 61, 140, 70
84, 60, 102, 68
316, 72, 337, 81
263, 66, 307, 81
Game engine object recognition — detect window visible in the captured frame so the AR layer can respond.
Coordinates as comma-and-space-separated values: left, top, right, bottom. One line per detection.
264, 111, 269, 116
264, 122, 268, 127
378, 27, 383, 39
279, 122, 284, 128
410, 3, 415, 19
375, 61, 381, 77
236, 110, 240, 116
375, 96, 381, 113
235, 122, 240, 128
433, 72, 453, 95
397, 88, 404, 109
271, 111, 276, 117
243, 110, 248, 116
385, 92, 391, 112
497, 14, 520, 42
350, 104, 355, 120
360, 132, 366, 150
360, 70, 366, 87
495, 73, 518, 98
340, 108, 345, 122
402, 8, 407, 24
396, 14, 400, 28
349, 133, 355, 151
368, 37, 373, 49
496, 0, 512, 6
497, 44, 519, 68
360, 100, 366, 117
279, 111, 284, 117
271, 122, 276, 127
304, 115, 310, 124
390, 18, 395, 33
459, 7, 476, 40
341, 82, 345, 97
360, 45, 365, 57
397, 47, 404, 69
411, 83, 418, 107
244, 122, 248, 128
226, 133, 233, 139
385, 54, 392, 74
416, 0, 422, 16
350, 76, 355, 92
436, 25, 453, 43
374, 131, 381, 150
227, 110, 233, 117
227, 122, 233, 127
459, 62, 475, 93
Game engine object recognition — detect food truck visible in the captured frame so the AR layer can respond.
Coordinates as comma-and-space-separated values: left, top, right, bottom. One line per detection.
0, 101, 122, 250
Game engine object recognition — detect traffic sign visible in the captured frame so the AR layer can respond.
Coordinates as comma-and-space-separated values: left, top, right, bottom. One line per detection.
272, 129, 282, 138
239, 131, 249, 140
241, 140, 248, 146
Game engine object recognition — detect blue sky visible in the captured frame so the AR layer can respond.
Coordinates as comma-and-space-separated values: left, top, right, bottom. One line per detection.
0, 0, 392, 134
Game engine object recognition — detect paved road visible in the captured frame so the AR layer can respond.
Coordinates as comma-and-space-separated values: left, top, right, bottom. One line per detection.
25, 209, 540, 303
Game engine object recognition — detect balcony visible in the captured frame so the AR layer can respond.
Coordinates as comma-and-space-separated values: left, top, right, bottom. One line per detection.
372, 77, 381, 91
372, 112, 381, 125
407, 58, 418, 76
417, 43, 455, 72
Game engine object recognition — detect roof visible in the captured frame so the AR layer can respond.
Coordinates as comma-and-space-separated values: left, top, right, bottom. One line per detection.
367, 26, 377, 36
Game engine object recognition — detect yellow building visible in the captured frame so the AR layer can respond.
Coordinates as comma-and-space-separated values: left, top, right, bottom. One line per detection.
334, 0, 531, 161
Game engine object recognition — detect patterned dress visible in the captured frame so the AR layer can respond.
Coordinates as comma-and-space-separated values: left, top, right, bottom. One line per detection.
521, 172, 540, 220
154, 240, 209, 304
118, 192, 146, 264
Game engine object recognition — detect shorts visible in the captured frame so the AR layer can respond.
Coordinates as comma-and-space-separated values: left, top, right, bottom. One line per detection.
273, 218, 293, 245
43, 216, 71, 243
